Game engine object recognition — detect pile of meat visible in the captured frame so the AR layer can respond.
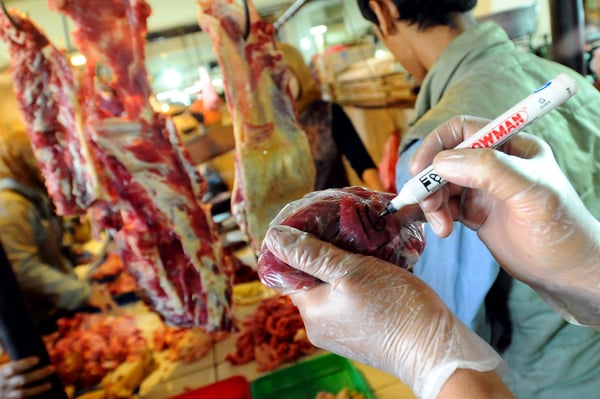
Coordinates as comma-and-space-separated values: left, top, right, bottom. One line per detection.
198, 0, 316, 254
43, 313, 147, 390
258, 187, 425, 291
0, 1, 233, 331
151, 325, 213, 364
226, 295, 315, 372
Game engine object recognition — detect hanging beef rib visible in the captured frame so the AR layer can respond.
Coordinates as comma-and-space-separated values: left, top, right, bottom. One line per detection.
0, 9, 98, 215
197, 0, 316, 254
1, 1, 235, 331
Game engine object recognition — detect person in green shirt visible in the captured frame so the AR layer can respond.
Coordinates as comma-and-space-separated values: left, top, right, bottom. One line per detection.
0, 123, 115, 332
351, 0, 600, 397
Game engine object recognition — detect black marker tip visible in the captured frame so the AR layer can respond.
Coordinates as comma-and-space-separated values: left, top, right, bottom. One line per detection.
379, 205, 393, 218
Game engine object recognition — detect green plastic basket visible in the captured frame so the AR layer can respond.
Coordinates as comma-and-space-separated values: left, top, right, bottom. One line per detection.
250, 353, 377, 399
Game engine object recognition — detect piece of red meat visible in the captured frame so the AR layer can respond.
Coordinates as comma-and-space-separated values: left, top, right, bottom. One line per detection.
257, 187, 425, 291
226, 296, 315, 371
1, 1, 235, 331
44, 0, 235, 331
0, 9, 98, 215
197, 0, 316, 254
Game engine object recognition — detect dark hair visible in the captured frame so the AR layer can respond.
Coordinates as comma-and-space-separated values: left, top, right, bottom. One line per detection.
357, 0, 477, 29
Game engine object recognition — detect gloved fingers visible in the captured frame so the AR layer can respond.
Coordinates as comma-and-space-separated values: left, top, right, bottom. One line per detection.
263, 225, 380, 285
416, 182, 466, 237
421, 197, 455, 237
432, 134, 549, 203
409, 115, 490, 176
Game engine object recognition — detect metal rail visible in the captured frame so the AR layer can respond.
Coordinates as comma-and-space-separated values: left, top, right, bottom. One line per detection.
0, 0, 20, 29
274, 0, 311, 31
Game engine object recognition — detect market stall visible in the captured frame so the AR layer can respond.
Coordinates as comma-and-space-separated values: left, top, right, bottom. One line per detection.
2, 1, 599, 399
16, 243, 417, 399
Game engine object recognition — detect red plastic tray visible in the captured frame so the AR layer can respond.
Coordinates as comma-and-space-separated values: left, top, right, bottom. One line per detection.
167, 376, 251, 399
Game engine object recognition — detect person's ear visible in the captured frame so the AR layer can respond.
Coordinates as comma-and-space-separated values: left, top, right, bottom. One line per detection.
368, 0, 399, 36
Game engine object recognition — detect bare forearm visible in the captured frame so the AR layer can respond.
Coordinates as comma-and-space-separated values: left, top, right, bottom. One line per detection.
438, 370, 515, 399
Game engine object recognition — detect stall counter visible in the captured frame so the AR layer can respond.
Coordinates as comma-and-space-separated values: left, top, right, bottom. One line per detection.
135, 282, 417, 399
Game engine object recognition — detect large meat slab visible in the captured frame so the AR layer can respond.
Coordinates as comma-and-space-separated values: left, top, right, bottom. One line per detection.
258, 187, 425, 291
0, 10, 97, 215
0, 1, 234, 331
197, 0, 316, 253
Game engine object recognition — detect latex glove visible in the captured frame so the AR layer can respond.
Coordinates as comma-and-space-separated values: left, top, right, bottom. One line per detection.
262, 225, 506, 399
410, 116, 600, 328
0, 357, 54, 399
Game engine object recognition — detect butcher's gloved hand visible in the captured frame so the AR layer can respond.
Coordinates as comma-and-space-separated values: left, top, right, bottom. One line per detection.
0, 357, 54, 399
410, 116, 600, 328
262, 225, 505, 399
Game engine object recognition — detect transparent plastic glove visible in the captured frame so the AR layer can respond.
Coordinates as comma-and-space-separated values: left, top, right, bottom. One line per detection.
0, 357, 54, 399
262, 225, 506, 399
410, 116, 600, 328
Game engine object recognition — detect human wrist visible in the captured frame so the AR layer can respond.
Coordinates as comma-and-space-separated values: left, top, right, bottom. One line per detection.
438, 369, 515, 399
388, 299, 505, 399
528, 219, 600, 328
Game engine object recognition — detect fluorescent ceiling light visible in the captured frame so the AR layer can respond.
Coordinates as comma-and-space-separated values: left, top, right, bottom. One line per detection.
70, 54, 87, 66
162, 69, 182, 88
300, 37, 311, 50
309, 25, 327, 36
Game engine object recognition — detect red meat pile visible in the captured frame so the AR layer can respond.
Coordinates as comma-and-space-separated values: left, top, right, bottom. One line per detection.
226, 296, 315, 372
152, 325, 212, 364
43, 313, 147, 389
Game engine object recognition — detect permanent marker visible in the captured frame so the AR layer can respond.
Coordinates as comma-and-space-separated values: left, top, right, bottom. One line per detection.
381, 73, 577, 216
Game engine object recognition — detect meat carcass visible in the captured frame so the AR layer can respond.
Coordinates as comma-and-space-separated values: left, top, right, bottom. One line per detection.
257, 187, 425, 291
48, 0, 234, 330
226, 295, 315, 371
44, 313, 147, 390
0, 9, 97, 215
197, 0, 316, 253
1, 1, 235, 331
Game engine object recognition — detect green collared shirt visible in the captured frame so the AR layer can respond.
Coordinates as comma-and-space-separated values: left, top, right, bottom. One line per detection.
403, 21, 600, 217
400, 21, 600, 398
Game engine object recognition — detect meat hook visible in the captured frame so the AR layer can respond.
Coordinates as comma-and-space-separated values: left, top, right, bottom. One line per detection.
0, 0, 20, 30
242, 0, 251, 41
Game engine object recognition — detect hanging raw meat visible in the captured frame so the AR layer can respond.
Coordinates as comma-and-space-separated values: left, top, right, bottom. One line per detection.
258, 187, 425, 291
197, 0, 316, 254
0, 9, 98, 215
49, 0, 234, 331
1, 1, 235, 331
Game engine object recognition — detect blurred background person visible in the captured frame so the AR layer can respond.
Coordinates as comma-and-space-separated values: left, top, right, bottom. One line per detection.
0, 123, 114, 334
278, 42, 386, 192
0, 355, 54, 399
